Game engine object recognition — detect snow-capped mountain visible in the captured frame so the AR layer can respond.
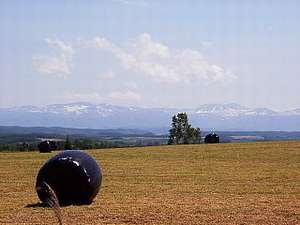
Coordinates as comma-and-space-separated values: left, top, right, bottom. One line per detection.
0, 102, 300, 131
193, 103, 277, 117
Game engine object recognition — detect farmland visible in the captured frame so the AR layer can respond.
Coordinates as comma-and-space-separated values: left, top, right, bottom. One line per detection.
0, 141, 299, 225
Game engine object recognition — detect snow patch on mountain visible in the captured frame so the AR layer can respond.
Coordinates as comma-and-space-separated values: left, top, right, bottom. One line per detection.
96, 105, 114, 117
64, 105, 89, 115
193, 103, 276, 118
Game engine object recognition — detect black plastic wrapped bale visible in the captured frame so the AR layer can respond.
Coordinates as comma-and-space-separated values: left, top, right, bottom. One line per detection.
204, 133, 220, 144
38, 141, 52, 153
36, 150, 102, 206
38, 141, 57, 153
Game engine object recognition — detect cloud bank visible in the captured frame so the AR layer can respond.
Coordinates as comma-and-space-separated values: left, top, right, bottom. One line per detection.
33, 39, 74, 78
64, 89, 141, 105
90, 33, 237, 84
33, 33, 236, 84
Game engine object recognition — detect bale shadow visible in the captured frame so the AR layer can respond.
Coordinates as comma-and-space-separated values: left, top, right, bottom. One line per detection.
26, 202, 49, 208
25, 200, 93, 208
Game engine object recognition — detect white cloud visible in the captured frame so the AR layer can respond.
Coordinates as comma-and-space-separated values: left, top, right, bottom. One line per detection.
93, 37, 115, 49
64, 89, 141, 105
109, 90, 141, 102
64, 92, 105, 102
33, 34, 236, 84
33, 39, 74, 78
90, 33, 237, 84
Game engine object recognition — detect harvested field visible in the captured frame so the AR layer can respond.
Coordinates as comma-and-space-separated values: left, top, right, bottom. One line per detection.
0, 141, 299, 224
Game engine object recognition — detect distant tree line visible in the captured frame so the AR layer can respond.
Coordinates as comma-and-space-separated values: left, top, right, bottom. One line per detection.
0, 135, 167, 152
0, 139, 119, 152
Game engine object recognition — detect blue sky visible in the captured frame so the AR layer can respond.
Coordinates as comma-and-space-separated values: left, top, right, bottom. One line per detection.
0, 0, 299, 110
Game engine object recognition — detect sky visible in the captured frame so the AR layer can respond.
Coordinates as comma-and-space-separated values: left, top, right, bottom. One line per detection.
0, 0, 299, 111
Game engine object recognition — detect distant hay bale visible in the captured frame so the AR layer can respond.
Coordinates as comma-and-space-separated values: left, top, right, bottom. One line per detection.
204, 133, 220, 144
38, 141, 57, 153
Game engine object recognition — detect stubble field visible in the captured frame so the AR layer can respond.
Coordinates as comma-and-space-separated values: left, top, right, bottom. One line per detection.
0, 141, 299, 225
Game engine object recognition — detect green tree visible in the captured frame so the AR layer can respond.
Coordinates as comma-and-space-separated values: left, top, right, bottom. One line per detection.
168, 114, 179, 144
64, 136, 72, 150
188, 127, 201, 144
168, 113, 201, 145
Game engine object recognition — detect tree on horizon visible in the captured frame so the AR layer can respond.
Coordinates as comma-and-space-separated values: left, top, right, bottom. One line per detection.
168, 113, 201, 145
64, 136, 72, 150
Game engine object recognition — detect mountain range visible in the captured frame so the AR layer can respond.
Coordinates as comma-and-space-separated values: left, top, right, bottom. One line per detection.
0, 102, 300, 133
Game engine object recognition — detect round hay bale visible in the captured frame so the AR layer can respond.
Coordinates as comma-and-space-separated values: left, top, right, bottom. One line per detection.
204, 133, 220, 144
36, 150, 102, 206
38, 141, 52, 153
